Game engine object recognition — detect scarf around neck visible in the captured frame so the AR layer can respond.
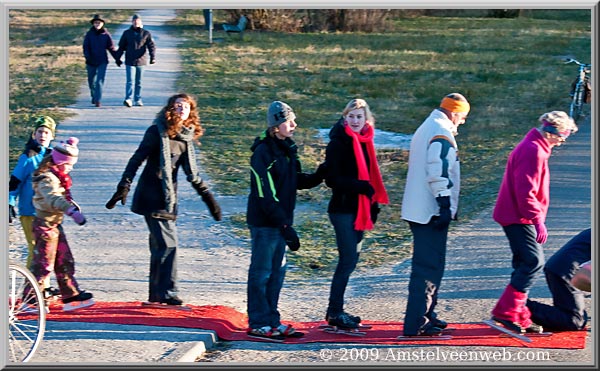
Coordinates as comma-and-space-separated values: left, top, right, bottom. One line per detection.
50, 167, 73, 202
157, 119, 199, 214
344, 123, 389, 231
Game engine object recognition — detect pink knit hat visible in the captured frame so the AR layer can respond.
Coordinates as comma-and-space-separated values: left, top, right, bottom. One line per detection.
52, 137, 79, 165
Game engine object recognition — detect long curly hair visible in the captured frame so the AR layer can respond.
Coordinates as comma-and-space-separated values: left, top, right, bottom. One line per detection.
158, 93, 204, 140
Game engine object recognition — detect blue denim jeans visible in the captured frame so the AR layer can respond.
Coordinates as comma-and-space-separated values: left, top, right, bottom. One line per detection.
247, 226, 287, 329
503, 224, 544, 293
86, 63, 108, 103
327, 213, 363, 316
144, 214, 179, 302
125, 64, 144, 102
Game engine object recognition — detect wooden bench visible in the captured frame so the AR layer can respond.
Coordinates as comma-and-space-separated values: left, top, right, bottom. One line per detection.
222, 15, 248, 38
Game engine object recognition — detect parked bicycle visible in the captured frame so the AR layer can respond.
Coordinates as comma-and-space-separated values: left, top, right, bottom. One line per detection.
564, 57, 592, 121
8, 262, 46, 362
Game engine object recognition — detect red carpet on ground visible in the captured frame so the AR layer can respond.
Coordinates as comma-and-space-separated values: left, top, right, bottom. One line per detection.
44, 301, 586, 349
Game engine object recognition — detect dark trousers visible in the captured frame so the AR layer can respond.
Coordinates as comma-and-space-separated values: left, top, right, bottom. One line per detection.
144, 215, 178, 302
503, 224, 544, 293
327, 213, 363, 316
527, 228, 590, 331
403, 220, 447, 335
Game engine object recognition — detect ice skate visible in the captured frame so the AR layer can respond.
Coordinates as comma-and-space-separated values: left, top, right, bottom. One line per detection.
484, 318, 534, 343
62, 291, 95, 312
321, 313, 366, 336
142, 296, 191, 311
397, 323, 452, 341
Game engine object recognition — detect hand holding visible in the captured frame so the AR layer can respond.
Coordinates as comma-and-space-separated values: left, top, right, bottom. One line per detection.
432, 196, 451, 230
534, 222, 548, 244
66, 205, 86, 226
315, 162, 327, 181
281, 225, 300, 251
106, 178, 131, 209
9, 205, 16, 224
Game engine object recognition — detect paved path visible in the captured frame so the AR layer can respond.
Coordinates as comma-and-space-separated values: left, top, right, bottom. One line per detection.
7, 9, 593, 366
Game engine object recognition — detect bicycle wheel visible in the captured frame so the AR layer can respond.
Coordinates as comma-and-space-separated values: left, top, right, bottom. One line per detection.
8, 263, 46, 363
569, 83, 584, 120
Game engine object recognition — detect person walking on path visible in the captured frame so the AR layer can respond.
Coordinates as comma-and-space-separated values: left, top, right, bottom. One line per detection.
490, 110, 578, 334
105, 93, 221, 307
401, 93, 470, 337
9, 116, 60, 298
83, 14, 121, 108
322, 98, 389, 329
526, 228, 590, 331
115, 13, 156, 108
246, 100, 325, 340
30, 137, 95, 312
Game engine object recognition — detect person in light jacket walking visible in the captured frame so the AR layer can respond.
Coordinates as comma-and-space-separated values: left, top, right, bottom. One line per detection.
401, 93, 470, 337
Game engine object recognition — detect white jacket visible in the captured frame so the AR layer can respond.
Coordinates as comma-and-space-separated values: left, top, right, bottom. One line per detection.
401, 109, 460, 224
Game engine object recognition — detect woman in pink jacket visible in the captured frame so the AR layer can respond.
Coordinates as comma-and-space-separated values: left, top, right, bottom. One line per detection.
491, 110, 577, 334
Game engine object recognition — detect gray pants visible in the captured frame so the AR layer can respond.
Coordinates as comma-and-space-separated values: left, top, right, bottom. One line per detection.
144, 214, 178, 302
403, 220, 448, 335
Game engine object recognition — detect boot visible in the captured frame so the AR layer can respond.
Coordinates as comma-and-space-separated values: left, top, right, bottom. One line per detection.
491, 284, 528, 332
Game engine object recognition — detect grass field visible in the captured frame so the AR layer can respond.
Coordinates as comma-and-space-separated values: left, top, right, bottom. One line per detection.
8, 9, 592, 274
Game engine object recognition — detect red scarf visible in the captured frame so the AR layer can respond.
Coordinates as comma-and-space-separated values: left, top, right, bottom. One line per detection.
344, 123, 389, 231
51, 167, 73, 202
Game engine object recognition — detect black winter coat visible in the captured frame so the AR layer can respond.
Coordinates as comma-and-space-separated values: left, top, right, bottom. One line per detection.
324, 118, 372, 214
246, 132, 322, 228
116, 26, 156, 66
83, 26, 118, 66
122, 123, 194, 216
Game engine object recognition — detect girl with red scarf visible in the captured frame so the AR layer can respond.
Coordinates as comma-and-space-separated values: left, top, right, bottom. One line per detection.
323, 99, 389, 329
30, 137, 94, 312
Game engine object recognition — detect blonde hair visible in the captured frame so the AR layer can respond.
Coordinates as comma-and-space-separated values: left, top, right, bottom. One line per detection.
538, 111, 578, 135
342, 98, 375, 126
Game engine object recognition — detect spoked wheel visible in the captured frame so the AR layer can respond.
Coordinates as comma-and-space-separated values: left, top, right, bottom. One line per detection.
569, 84, 584, 121
8, 263, 46, 363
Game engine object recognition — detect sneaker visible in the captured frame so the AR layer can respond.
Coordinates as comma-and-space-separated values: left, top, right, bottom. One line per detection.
327, 312, 359, 329
134, 100, 143, 106
63, 291, 94, 312
123, 99, 132, 107
247, 326, 285, 341
160, 296, 183, 306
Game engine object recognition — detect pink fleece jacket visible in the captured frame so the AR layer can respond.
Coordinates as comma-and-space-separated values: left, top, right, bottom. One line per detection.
493, 128, 552, 226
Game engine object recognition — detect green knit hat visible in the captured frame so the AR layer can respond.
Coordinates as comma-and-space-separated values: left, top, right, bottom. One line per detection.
33, 115, 56, 136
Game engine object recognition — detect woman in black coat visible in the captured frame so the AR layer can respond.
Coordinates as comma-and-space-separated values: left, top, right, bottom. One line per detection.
106, 93, 221, 306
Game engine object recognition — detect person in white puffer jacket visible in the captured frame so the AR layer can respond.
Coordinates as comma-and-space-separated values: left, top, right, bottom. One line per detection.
400, 92, 470, 337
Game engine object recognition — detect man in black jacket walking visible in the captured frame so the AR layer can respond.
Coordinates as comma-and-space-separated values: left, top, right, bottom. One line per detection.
116, 14, 156, 107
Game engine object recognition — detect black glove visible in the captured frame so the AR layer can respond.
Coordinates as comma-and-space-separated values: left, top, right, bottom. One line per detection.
116, 59, 123, 67
105, 178, 131, 209
192, 180, 222, 221
315, 162, 327, 181
150, 59, 156, 64
358, 180, 375, 199
370, 202, 380, 224
432, 196, 451, 230
281, 225, 300, 251
9, 205, 16, 224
